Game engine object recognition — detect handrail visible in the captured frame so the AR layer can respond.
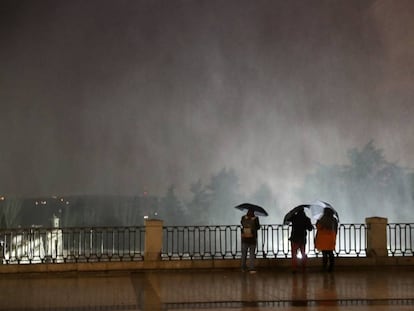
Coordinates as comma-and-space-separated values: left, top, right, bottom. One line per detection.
387, 223, 414, 256
0, 226, 145, 264
162, 223, 367, 260
0, 223, 412, 265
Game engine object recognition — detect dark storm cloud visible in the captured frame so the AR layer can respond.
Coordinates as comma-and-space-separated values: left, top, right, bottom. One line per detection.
1, 0, 414, 219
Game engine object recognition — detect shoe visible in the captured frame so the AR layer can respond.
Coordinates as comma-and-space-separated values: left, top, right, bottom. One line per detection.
248, 269, 257, 274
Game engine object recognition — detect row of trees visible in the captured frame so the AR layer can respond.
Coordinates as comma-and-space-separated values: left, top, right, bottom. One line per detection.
0, 168, 279, 228
1, 141, 413, 228
297, 141, 414, 222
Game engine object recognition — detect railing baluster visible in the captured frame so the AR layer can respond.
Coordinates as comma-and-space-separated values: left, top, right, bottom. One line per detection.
1, 223, 413, 265
0, 226, 144, 264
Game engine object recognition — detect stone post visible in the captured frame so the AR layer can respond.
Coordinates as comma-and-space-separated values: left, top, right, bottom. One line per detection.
144, 219, 164, 261
365, 217, 388, 257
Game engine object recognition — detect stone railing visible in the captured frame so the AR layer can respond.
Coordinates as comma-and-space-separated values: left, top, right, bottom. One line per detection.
0, 217, 413, 273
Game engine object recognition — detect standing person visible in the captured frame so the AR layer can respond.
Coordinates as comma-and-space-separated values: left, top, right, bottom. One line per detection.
288, 208, 313, 273
241, 208, 260, 273
315, 208, 338, 272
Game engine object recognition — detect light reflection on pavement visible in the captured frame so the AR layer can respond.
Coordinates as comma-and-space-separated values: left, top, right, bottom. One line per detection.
0, 266, 413, 310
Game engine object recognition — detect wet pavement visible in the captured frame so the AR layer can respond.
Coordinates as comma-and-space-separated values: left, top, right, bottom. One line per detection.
0, 266, 413, 310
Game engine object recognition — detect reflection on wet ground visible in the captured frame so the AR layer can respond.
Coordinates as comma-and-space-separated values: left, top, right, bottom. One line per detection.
0, 266, 413, 310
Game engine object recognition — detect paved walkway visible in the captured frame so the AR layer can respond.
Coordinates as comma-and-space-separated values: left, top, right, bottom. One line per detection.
0, 266, 413, 310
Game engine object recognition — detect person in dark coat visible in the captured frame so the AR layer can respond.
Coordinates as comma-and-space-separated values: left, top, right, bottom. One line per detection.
241, 208, 260, 273
288, 209, 313, 273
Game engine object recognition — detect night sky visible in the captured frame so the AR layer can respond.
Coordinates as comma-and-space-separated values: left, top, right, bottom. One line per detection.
1, 0, 414, 216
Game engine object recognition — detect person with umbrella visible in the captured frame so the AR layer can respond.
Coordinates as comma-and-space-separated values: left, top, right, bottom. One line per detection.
285, 207, 313, 273
315, 207, 338, 272
240, 208, 261, 273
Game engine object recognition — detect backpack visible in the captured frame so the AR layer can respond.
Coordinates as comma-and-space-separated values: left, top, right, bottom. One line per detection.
241, 216, 256, 238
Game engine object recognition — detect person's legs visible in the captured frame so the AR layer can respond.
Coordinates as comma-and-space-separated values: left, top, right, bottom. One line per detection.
291, 242, 299, 272
241, 242, 248, 271
248, 243, 256, 270
328, 251, 335, 272
299, 243, 307, 271
322, 251, 328, 271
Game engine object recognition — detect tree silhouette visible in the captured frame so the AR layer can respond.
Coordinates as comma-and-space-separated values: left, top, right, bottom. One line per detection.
160, 185, 186, 225
187, 179, 211, 225
0, 197, 22, 228
206, 168, 241, 224
298, 141, 413, 222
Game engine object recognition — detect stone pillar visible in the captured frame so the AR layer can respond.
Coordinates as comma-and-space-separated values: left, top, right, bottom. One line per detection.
144, 219, 163, 261
365, 217, 388, 257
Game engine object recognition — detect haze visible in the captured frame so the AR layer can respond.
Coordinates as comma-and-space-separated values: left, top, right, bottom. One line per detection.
1, 0, 413, 223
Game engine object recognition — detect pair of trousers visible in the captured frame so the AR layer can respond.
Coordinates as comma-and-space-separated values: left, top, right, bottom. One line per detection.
241, 242, 256, 270
322, 250, 335, 271
291, 242, 307, 270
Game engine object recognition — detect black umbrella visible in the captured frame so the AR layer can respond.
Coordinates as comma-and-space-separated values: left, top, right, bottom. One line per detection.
234, 203, 268, 217
283, 204, 310, 224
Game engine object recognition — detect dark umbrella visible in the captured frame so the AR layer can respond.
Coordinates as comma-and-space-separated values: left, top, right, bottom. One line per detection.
234, 203, 268, 217
283, 204, 310, 224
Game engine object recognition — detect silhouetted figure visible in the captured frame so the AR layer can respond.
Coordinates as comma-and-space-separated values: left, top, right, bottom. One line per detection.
315, 208, 338, 272
241, 208, 260, 273
288, 209, 313, 273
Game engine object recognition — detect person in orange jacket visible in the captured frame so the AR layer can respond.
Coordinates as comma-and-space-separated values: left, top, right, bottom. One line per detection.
315, 208, 338, 272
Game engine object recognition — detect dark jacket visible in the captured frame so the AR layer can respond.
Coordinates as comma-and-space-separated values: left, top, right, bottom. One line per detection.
289, 211, 313, 244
